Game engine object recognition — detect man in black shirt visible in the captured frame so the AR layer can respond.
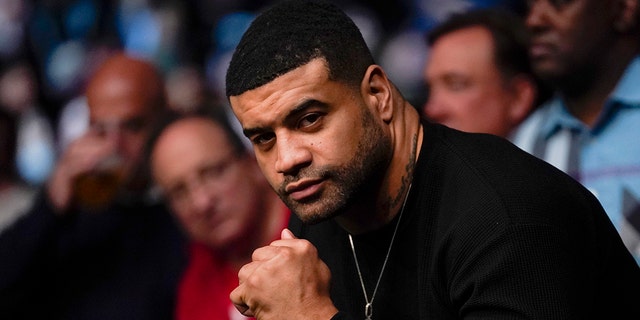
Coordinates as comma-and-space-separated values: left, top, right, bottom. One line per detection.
225, 1, 640, 319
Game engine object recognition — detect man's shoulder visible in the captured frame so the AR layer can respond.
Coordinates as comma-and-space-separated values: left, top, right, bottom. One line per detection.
424, 122, 542, 174
419, 121, 597, 224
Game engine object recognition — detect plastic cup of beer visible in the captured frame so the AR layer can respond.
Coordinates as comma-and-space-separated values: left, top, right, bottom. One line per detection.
74, 154, 125, 211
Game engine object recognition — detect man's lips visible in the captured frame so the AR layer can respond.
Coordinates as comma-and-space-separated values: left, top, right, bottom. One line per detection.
529, 40, 555, 59
285, 179, 324, 201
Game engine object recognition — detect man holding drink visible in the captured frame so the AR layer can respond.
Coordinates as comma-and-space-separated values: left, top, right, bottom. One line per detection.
0, 53, 186, 319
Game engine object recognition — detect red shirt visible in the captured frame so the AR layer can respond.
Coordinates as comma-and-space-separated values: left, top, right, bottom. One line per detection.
176, 209, 290, 320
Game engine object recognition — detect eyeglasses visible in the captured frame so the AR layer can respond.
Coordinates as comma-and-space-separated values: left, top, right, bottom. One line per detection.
164, 155, 239, 209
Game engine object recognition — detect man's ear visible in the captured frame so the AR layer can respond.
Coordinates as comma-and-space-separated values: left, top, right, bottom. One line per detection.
360, 65, 393, 123
613, 0, 639, 33
508, 75, 536, 126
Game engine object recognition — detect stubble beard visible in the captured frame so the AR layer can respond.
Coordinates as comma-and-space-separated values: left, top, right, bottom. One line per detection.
279, 108, 391, 225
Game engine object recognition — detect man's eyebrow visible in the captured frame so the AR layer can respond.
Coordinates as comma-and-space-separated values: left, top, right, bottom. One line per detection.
283, 99, 327, 125
242, 99, 328, 138
242, 126, 264, 139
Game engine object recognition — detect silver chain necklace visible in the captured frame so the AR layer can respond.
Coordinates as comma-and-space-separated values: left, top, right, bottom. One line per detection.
347, 183, 412, 320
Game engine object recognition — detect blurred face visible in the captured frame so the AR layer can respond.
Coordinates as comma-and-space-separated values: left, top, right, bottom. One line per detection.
87, 75, 155, 184
229, 58, 391, 224
526, 0, 613, 81
151, 118, 264, 248
424, 26, 516, 137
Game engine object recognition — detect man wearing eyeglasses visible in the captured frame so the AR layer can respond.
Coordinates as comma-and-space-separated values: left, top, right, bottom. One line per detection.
149, 111, 288, 320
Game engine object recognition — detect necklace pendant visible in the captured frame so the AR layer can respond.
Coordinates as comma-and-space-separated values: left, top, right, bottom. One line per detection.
350, 183, 412, 320
365, 302, 373, 320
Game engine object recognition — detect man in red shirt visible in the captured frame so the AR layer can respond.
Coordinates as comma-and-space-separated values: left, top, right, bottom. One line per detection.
150, 110, 288, 320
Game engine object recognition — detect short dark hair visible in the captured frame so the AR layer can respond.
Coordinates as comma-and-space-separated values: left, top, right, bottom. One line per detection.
225, 0, 375, 97
427, 8, 532, 81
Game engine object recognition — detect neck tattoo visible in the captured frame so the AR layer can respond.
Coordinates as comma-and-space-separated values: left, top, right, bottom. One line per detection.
348, 182, 412, 320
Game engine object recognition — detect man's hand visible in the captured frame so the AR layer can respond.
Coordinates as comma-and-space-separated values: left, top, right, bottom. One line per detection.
230, 229, 339, 320
47, 129, 117, 213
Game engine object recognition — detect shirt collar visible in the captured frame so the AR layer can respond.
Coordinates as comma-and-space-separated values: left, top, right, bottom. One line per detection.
538, 95, 585, 139
539, 55, 640, 138
610, 55, 640, 106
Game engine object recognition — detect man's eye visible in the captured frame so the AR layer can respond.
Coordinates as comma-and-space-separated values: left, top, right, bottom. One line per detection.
93, 126, 107, 137
200, 164, 224, 181
549, 0, 573, 8
445, 78, 469, 91
167, 185, 187, 204
122, 118, 146, 133
252, 132, 275, 146
299, 113, 322, 129
528, 0, 572, 9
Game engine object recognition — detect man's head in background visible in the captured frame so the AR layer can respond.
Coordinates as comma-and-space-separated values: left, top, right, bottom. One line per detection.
150, 110, 284, 252
85, 53, 166, 191
423, 9, 543, 137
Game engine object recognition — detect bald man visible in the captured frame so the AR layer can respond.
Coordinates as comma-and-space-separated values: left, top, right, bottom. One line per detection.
0, 53, 187, 320
49, 53, 166, 212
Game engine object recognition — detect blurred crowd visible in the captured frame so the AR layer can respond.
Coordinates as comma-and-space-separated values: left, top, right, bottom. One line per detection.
0, 0, 524, 221
1, 0, 640, 318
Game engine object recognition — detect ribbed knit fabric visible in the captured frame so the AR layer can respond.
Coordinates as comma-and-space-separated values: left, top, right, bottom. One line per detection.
290, 121, 640, 319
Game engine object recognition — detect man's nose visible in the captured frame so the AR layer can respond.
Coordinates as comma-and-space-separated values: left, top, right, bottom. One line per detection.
525, 0, 550, 31
188, 181, 214, 213
424, 92, 448, 123
274, 132, 312, 175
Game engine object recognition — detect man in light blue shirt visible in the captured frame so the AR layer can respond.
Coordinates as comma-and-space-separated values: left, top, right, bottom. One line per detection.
512, 0, 640, 262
